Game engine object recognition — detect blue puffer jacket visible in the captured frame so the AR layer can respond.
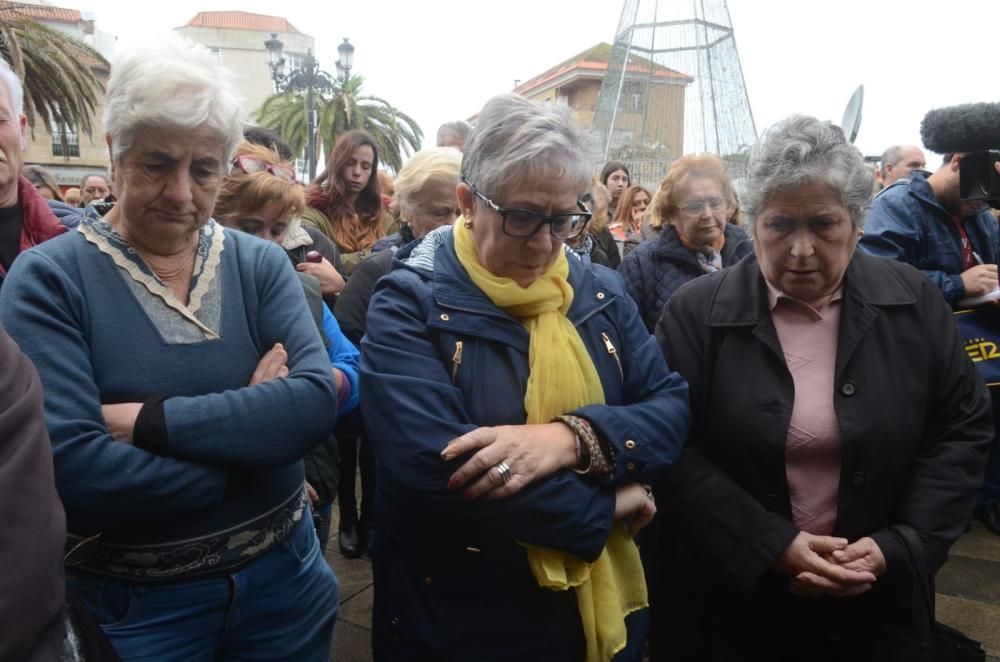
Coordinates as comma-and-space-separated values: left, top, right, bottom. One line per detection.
620, 224, 752, 332
859, 172, 1000, 307
361, 227, 689, 661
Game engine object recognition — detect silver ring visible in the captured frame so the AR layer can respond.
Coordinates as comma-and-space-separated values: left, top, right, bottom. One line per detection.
495, 461, 512, 484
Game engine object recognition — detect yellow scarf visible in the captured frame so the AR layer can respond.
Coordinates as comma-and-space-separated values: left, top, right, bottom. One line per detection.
453, 220, 647, 662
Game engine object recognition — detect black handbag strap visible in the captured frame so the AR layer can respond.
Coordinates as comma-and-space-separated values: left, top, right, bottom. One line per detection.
890, 524, 935, 631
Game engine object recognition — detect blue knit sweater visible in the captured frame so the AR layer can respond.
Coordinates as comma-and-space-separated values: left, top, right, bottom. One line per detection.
0, 216, 338, 581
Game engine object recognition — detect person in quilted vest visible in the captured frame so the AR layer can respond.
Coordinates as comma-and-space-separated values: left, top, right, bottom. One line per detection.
620, 154, 752, 332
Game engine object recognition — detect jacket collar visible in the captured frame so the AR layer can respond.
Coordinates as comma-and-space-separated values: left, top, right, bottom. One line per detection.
17, 175, 64, 247
652, 225, 700, 265
431, 232, 605, 323
653, 224, 748, 264
903, 171, 953, 216
707, 249, 916, 328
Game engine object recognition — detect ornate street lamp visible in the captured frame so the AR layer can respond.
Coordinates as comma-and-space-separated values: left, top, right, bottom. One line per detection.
264, 33, 337, 180
335, 38, 354, 82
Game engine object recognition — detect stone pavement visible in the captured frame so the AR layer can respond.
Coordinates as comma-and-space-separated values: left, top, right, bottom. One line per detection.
325, 509, 375, 662
324, 516, 1000, 661
936, 520, 1000, 661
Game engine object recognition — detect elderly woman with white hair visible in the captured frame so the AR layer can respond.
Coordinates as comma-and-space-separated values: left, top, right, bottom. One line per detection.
361, 94, 689, 661
652, 115, 993, 661
0, 40, 340, 659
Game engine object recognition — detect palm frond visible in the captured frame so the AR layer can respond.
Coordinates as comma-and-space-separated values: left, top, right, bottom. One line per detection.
254, 73, 423, 174
0, 15, 107, 150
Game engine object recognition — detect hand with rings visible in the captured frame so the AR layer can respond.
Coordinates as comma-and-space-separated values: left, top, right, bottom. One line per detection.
441, 423, 579, 500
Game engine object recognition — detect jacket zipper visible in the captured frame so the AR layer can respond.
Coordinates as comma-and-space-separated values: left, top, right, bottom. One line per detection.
601, 332, 624, 382
451, 340, 464, 382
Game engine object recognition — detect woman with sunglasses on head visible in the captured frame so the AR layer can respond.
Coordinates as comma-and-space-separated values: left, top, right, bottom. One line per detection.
232, 144, 345, 300
619, 155, 752, 333
360, 94, 689, 661
216, 141, 360, 551
302, 129, 387, 277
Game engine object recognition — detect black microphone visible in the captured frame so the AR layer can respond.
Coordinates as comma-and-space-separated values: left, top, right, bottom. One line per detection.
920, 102, 1000, 154
919, 102, 1000, 207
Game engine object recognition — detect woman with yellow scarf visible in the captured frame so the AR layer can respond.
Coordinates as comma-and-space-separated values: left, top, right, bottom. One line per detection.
360, 94, 689, 661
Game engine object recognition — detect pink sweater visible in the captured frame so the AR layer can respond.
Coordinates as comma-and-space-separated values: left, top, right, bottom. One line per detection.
767, 284, 844, 536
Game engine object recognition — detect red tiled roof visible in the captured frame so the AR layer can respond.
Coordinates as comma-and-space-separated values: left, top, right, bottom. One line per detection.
0, 2, 81, 23
515, 42, 692, 97
184, 11, 300, 34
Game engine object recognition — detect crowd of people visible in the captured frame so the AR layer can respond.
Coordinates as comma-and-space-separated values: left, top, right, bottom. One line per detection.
1, 36, 997, 662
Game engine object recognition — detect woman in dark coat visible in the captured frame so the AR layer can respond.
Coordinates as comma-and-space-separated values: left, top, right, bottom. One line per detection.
361, 94, 689, 661
652, 115, 993, 661
620, 154, 752, 332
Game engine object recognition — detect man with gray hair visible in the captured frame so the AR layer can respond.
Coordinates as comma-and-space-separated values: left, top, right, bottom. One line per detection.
79, 172, 111, 207
879, 144, 926, 187
0, 61, 65, 288
436, 119, 471, 152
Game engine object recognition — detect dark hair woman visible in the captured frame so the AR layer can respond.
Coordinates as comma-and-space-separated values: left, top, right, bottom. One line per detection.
301, 129, 385, 275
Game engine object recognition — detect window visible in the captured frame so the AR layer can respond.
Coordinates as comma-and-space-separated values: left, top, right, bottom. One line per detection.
283, 53, 304, 77
617, 81, 645, 113
50, 112, 79, 158
210, 47, 222, 64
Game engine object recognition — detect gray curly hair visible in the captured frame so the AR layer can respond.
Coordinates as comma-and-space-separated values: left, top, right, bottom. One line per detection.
742, 115, 874, 235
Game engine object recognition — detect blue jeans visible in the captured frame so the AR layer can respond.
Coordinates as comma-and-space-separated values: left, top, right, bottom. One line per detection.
67, 515, 338, 661
313, 501, 333, 553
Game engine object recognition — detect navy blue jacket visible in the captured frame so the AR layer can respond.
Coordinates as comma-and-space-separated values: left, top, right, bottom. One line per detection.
859, 172, 1000, 307
360, 230, 689, 660
620, 224, 752, 332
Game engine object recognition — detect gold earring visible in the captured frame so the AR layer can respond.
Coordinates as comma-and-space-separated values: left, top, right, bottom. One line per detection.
464, 218, 473, 229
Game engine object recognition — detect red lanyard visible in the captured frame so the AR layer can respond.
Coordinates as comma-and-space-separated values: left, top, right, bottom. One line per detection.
950, 215, 974, 269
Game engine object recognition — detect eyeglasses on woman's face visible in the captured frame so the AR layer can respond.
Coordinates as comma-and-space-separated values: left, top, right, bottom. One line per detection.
465, 181, 591, 240
679, 197, 727, 215
231, 155, 296, 182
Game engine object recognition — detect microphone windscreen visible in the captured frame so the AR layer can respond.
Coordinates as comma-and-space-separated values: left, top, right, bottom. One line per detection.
920, 102, 1000, 154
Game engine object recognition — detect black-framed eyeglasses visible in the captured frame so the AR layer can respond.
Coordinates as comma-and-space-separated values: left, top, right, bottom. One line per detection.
465, 180, 591, 239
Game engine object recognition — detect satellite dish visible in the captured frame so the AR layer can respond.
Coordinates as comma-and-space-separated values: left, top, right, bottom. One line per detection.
840, 85, 864, 144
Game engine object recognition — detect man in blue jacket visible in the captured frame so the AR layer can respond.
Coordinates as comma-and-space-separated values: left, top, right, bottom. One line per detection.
860, 153, 1000, 535
860, 153, 999, 307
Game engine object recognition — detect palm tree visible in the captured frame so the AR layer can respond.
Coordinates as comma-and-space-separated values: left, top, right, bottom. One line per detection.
0, 3, 109, 152
255, 74, 423, 174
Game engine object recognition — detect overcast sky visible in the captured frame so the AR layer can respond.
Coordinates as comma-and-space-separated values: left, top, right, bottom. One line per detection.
80, 0, 998, 162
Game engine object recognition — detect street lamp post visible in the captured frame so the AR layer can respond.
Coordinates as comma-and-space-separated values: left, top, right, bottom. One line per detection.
335, 38, 354, 82
264, 33, 337, 180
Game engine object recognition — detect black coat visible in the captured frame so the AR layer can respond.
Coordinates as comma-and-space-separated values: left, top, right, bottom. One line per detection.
652, 251, 993, 661
620, 223, 752, 332
593, 225, 621, 270
334, 247, 395, 347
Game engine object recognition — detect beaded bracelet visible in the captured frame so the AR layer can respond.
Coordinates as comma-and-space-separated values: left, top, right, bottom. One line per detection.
554, 415, 612, 481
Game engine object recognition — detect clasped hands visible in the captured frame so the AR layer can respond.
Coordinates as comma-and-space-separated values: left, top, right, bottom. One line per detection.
772, 531, 887, 599
441, 423, 656, 537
